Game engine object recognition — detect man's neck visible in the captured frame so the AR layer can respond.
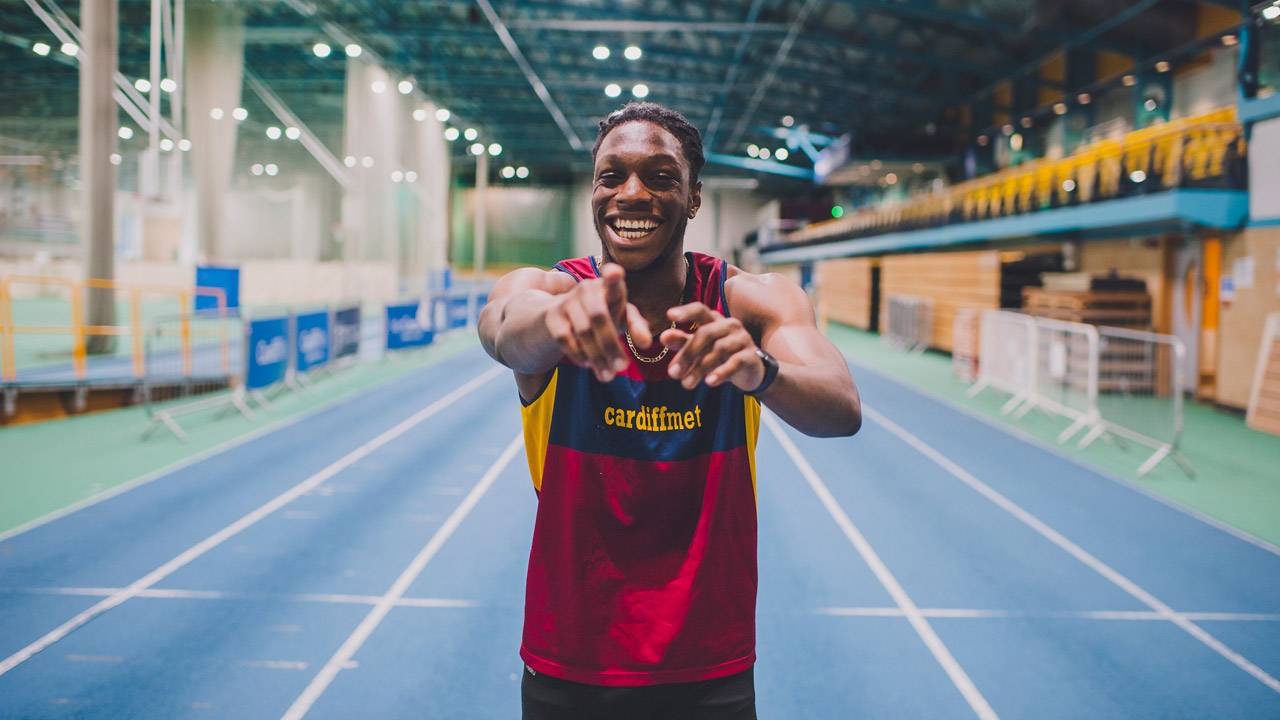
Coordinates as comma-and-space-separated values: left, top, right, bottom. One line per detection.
607, 246, 688, 323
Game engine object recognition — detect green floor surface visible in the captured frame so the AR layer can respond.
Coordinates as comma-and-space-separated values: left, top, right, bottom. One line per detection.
827, 323, 1280, 549
0, 332, 481, 537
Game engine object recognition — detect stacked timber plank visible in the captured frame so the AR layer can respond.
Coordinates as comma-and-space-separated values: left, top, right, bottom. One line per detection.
880, 250, 1001, 352
1023, 275, 1155, 394
1247, 313, 1280, 436
816, 258, 874, 330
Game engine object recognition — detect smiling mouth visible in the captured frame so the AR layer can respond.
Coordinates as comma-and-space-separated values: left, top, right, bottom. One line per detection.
608, 217, 663, 240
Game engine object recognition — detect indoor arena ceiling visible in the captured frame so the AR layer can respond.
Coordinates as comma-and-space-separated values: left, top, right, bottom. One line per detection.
0, 0, 1251, 184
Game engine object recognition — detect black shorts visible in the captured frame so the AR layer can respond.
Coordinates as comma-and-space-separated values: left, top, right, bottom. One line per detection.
521, 666, 757, 720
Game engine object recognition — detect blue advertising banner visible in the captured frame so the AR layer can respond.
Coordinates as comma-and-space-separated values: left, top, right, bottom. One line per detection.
246, 317, 289, 389
446, 295, 469, 329
332, 306, 361, 360
385, 303, 433, 350
294, 311, 330, 373
195, 265, 240, 312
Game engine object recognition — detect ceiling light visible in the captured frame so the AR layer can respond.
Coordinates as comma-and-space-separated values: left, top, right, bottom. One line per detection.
160, 138, 174, 152
593, 45, 610, 60
758, 148, 771, 159
488, 143, 502, 156
265, 163, 279, 177
313, 42, 331, 58
631, 83, 649, 98
285, 127, 301, 140
885, 172, 898, 185
344, 155, 357, 168
464, 127, 478, 141
345, 43, 362, 58
1020, 116, 1033, 128
1221, 34, 1238, 47
118, 126, 133, 140
1053, 102, 1068, 115
502, 166, 515, 178
1265, 5, 1280, 20
413, 108, 427, 122
266, 126, 282, 140
1130, 170, 1147, 183
232, 107, 248, 121
781, 115, 795, 127
1062, 179, 1076, 192
32, 42, 51, 56
371, 80, 386, 94
361, 156, 374, 168
746, 144, 759, 158
178, 139, 192, 152
60, 42, 78, 57
109, 153, 122, 165
775, 148, 789, 161
1144, 98, 1158, 112
134, 78, 151, 93
470, 142, 484, 156
391, 170, 404, 183
977, 135, 989, 146
436, 108, 451, 122
444, 127, 460, 141
1077, 92, 1092, 105
405, 171, 417, 182
604, 83, 622, 98
1002, 124, 1014, 136
398, 80, 413, 95
1122, 74, 1137, 87
1010, 133, 1023, 152
516, 166, 529, 179
624, 45, 642, 61
1155, 60, 1170, 73
160, 78, 176, 93
251, 163, 264, 176
209, 107, 224, 120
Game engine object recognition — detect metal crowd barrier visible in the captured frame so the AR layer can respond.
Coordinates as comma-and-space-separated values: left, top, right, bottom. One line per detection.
884, 295, 933, 353
967, 309, 1190, 477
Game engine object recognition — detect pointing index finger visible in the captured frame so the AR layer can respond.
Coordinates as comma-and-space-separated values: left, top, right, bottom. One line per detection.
667, 302, 717, 326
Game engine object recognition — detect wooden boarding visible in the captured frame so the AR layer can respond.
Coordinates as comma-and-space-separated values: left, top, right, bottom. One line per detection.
817, 258, 874, 330
1247, 313, 1280, 436
880, 250, 1001, 352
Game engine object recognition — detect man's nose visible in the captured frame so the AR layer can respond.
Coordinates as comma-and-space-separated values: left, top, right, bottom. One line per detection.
616, 173, 649, 204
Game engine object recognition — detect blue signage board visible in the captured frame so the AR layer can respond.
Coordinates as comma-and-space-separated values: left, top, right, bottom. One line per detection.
246, 316, 289, 390
195, 265, 240, 312
294, 311, 330, 373
385, 303, 433, 350
446, 295, 470, 329
332, 306, 361, 360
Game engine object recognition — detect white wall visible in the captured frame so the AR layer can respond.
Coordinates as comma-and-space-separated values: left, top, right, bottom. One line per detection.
1251, 116, 1280, 222
1173, 46, 1237, 119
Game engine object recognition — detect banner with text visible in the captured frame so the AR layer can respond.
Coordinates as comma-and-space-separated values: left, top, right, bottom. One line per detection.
295, 311, 331, 373
246, 316, 289, 390
385, 303, 433, 350
332, 306, 361, 360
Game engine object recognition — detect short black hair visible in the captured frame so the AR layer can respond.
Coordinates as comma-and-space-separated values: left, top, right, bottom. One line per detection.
592, 102, 705, 184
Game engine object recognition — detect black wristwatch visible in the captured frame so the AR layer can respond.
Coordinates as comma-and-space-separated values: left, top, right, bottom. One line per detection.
747, 347, 779, 396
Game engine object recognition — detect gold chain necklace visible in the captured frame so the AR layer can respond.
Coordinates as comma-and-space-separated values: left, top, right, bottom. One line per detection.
619, 256, 691, 364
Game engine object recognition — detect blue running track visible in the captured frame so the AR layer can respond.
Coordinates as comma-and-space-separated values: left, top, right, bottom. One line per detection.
2, 346, 1278, 718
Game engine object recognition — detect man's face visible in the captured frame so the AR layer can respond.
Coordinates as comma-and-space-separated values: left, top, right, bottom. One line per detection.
591, 121, 701, 271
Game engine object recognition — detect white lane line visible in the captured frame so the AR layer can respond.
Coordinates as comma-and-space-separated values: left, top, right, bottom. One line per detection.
281, 432, 524, 720
0, 366, 504, 680
764, 413, 998, 720
12, 586, 478, 608
865, 405, 1280, 694
242, 660, 309, 671
845, 358, 1280, 558
817, 608, 1280, 622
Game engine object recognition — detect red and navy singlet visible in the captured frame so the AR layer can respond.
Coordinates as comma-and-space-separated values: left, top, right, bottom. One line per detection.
519, 251, 761, 687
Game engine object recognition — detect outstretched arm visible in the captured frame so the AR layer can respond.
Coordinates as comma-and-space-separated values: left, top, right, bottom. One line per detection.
662, 271, 860, 438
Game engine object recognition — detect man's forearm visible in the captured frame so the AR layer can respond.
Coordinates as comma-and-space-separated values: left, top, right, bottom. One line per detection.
485, 289, 564, 374
758, 362, 861, 438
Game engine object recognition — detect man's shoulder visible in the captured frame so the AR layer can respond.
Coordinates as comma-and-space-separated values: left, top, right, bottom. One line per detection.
723, 267, 810, 324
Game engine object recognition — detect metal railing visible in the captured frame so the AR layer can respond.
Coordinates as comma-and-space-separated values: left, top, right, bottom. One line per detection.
884, 295, 933, 352
966, 310, 1190, 477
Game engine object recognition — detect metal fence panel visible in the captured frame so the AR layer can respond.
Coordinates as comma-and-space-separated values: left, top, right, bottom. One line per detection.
885, 295, 933, 352
1091, 325, 1190, 476
1024, 317, 1102, 444
968, 310, 1037, 414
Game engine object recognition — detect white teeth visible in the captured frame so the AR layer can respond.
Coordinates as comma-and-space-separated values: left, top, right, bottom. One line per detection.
613, 218, 659, 231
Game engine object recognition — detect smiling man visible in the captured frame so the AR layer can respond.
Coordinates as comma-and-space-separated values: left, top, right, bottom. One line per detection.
478, 102, 861, 719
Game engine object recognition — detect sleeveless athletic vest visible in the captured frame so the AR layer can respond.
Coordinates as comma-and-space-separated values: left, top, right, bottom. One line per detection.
519, 251, 761, 686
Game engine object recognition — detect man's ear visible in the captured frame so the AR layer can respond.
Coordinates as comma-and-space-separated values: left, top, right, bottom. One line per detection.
688, 181, 703, 219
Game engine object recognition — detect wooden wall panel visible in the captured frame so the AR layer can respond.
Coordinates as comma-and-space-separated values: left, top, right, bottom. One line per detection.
879, 250, 1002, 351
816, 258, 873, 330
